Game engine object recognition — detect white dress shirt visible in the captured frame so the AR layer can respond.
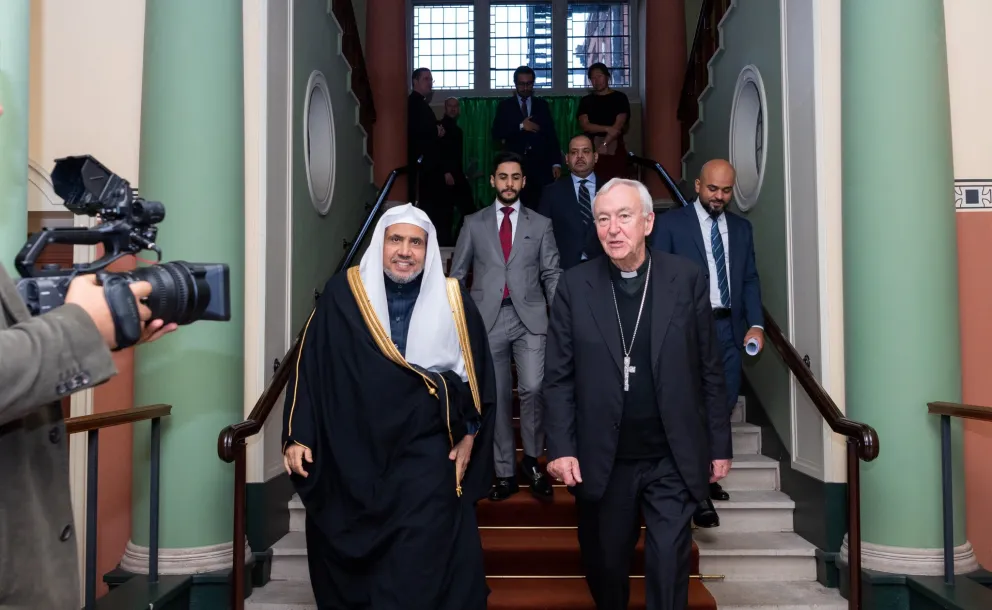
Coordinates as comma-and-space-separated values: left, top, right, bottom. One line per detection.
693, 199, 730, 310
572, 173, 596, 212
495, 200, 522, 244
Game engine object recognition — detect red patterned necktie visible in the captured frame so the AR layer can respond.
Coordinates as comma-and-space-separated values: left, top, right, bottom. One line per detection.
500, 206, 513, 298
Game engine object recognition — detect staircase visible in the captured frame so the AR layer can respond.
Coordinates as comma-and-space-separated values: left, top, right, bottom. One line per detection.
245, 393, 846, 609
245, 248, 847, 608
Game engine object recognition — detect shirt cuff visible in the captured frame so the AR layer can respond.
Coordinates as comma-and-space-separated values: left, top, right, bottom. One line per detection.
750, 325, 764, 331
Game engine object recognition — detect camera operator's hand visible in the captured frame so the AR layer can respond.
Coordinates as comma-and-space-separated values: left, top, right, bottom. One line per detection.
65, 275, 176, 349
128, 281, 179, 344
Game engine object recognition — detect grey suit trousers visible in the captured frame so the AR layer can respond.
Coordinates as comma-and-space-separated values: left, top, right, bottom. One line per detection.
489, 303, 545, 478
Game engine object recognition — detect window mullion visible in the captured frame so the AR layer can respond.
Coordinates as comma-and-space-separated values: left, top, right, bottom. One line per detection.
552, 0, 568, 94
477, 0, 491, 95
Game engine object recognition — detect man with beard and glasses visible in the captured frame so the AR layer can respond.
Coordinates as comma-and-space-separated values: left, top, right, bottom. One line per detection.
652, 158, 765, 519
449, 151, 561, 503
282, 203, 497, 609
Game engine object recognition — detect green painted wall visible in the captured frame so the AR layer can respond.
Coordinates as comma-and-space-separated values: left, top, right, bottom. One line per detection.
132, 0, 245, 548
0, 0, 30, 267
841, 0, 964, 549
682, 2, 792, 443
290, 0, 376, 331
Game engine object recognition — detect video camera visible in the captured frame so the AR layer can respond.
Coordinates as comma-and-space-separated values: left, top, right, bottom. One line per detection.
15, 155, 230, 347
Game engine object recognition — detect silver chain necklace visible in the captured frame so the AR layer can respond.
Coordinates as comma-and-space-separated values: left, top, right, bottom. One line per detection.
610, 256, 651, 392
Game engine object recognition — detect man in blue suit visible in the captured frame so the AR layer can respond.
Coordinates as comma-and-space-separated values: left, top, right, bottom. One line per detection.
492, 66, 562, 210
652, 159, 764, 505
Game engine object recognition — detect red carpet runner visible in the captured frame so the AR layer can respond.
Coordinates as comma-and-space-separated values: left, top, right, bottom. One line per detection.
475, 428, 718, 609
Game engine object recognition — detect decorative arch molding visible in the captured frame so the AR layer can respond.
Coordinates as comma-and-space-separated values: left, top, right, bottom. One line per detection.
27, 158, 65, 212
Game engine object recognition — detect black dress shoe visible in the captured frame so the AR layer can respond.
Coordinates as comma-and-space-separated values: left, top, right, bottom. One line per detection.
488, 477, 519, 501
693, 498, 720, 528
710, 482, 730, 501
521, 463, 554, 499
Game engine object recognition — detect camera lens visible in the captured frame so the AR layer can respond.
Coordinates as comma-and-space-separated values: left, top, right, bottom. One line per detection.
123, 261, 228, 325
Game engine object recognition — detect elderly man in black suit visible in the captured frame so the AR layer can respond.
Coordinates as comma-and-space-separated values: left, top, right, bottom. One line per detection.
543, 178, 732, 610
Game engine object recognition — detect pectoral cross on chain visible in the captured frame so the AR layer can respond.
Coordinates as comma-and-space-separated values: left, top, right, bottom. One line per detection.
623, 357, 637, 392
611, 257, 652, 394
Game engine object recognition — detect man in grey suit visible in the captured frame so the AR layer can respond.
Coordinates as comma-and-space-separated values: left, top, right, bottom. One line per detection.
449, 151, 561, 501
0, 140, 176, 608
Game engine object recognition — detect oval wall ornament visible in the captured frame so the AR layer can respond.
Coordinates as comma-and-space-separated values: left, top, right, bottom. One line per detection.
728, 64, 768, 212
303, 70, 336, 216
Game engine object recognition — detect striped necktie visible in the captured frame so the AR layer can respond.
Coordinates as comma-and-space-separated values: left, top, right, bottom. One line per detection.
711, 218, 730, 307
577, 179, 593, 228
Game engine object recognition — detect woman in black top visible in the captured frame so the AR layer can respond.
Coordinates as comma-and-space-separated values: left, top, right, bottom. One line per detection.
576, 63, 631, 183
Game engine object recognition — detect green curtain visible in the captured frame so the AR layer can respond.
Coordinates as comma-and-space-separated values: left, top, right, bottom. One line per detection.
458, 95, 583, 209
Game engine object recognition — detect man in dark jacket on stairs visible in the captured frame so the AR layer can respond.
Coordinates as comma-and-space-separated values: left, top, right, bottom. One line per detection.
543, 179, 732, 610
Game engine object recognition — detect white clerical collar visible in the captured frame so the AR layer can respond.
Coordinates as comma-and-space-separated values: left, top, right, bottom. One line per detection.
620, 269, 638, 279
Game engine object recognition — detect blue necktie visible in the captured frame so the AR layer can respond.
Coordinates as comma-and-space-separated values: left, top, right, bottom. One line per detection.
577, 180, 593, 228
711, 218, 730, 307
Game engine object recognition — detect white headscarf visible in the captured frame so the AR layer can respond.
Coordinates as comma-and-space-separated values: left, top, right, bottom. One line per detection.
357, 203, 467, 382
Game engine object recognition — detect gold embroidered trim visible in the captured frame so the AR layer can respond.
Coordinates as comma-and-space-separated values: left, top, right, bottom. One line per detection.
347, 268, 474, 498
347, 267, 438, 396
440, 374, 462, 497
286, 307, 318, 439
445, 278, 482, 415
281, 440, 313, 455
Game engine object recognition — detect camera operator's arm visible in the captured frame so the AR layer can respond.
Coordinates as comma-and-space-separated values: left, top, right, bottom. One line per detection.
0, 272, 175, 426
0, 302, 116, 426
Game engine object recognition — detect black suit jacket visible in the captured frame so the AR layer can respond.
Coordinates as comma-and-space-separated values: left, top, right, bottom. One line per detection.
408, 91, 441, 178
537, 175, 603, 270
543, 249, 731, 503
491, 95, 562, 184
439, 115, 464, 176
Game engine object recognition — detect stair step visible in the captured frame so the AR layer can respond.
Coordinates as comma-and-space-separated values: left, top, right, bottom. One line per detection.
269, 532, 309, 582
245, 580, 314, 609
474, 486, 793, 533
481, 528, 700, 576
245, 578, 718, 609
721, 454, 780, 491
694, 531, 818, 581
511, 421, 761, 456
487, 577, 716, 609
704, 580, 848, 609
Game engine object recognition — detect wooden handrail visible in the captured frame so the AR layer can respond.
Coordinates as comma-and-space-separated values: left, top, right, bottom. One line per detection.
66, 404, 172, 435
927, 401, 990, 585
928, 401, 992, 423
763, 310, 879, 461
633, 155, 876, 609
